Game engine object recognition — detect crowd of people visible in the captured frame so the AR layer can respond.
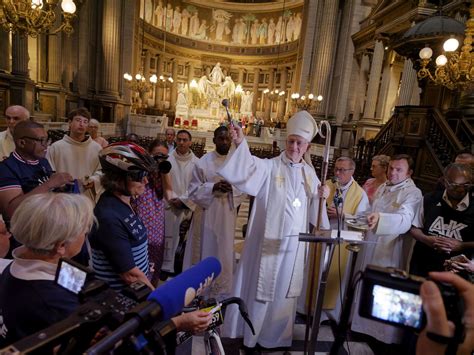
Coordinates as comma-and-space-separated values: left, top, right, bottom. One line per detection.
0, 105, 472, 354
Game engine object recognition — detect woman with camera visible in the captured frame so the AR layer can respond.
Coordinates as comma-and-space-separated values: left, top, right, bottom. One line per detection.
0, 193, 95, 346
89, 142, 211, 335
130, 139, 173, 286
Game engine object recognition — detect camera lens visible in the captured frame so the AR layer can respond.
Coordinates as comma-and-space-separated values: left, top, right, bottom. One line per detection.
158, 161, 172, 174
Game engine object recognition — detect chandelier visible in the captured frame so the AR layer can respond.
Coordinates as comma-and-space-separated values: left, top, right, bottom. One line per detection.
157, 74, 174, 88
0, 0, 77, 37
263, 88, 285, 102
417, 0, 474, 90
123, 72, 158, 94
291, 92, 323, 110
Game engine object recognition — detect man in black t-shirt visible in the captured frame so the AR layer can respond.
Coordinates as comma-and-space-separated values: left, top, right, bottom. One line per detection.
410, 163, 474, 277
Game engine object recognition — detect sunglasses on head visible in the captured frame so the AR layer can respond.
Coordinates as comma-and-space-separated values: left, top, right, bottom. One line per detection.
127, 170, 148, 182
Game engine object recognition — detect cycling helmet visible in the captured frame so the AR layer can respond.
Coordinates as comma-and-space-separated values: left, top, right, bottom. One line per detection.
99, 142, 157, 175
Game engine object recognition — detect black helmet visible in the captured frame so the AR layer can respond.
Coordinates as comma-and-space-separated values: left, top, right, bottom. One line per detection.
99, 142, 156, 175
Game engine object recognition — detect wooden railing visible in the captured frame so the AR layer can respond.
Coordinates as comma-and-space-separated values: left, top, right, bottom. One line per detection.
354, 105, 471, 192
425, 109, 464, 167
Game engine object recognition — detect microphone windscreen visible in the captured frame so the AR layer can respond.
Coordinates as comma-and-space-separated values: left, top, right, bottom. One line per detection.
221, 99, 229, 107
147, 257, 221, 320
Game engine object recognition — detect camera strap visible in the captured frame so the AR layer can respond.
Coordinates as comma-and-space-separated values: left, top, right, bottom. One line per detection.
426, 331, 454, 344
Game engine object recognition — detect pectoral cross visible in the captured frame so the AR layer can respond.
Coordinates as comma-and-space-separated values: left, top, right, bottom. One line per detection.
292, 198, 302, 209
275, 175, 285, 188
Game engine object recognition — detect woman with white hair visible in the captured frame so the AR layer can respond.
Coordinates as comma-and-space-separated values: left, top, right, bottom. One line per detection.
0, 193, 95, 346
87, 119, 109, 148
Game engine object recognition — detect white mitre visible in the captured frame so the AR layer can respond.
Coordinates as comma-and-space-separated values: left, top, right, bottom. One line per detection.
286, 110, 318, 142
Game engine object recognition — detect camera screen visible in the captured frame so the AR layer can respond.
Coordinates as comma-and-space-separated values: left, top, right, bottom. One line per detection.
56, 260, 87, 294
371, 285, 423, 328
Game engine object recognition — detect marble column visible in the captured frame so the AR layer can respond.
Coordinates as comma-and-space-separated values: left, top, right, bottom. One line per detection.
170, 59, 178, 109
375, 55, 392, 119
353, 54, 370, 121
46, 13, 62, 85
47, 35, 61, 84
0, 30, 10, 73
187, 61, 195, 82
11, 34, 29, 77
398, 58, 417, 106
99, 0, 121, 96
311, 0, 338, 115
294, 0, 323, 93
144, 50, 151, 78
363, 40, 384, 119
155, 55, 163, 108
11, 33, 34, 110
278, 67, 288, 119
238, 68, 244, 85
77, 0, 93, 96
252, 68, 259, 114
264, 68, 274, 120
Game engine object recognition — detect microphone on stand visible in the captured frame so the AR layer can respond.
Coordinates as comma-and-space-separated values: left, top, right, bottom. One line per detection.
331, 176, 344, 243
331, 176, 343, 207
221, 99, 234, 127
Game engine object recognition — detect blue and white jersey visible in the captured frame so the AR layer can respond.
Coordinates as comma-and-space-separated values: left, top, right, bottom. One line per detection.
89, 192, 149, 290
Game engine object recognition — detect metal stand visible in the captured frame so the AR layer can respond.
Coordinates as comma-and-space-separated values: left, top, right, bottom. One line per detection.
299, 232, 370, 354
329, 243, 360, 355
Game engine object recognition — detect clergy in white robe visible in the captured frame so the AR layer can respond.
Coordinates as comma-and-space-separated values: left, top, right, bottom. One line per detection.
219, 111, 329, 349
185, 126, 245, 300
351, 154, 422, 344
298, 157, 370, 319
46, 108, 102, 202
162, 130, 199, 274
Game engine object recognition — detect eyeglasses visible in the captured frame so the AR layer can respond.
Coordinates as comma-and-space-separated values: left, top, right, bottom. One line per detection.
21, 136, 49, 146
127, 170, 148, 182
72, 117, 89, 125
445, 181, 472, 189
334, 168, 354, 173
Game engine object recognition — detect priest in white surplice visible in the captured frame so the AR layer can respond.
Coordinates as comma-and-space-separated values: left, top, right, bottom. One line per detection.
219, 111, 329, 349
162, 130, 199, 274
351, 154, 422, 345
185, 126, 245, 300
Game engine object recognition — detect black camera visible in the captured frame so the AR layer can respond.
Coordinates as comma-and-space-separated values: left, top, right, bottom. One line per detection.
359, 265, 464, 342
1, 259, 153, 354
153, 153, 172, 174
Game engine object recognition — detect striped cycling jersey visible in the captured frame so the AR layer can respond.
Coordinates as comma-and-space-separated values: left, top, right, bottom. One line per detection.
89, 191, 149, 290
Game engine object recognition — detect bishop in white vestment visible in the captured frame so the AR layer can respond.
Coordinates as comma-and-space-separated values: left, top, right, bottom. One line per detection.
220, 112, 329, 349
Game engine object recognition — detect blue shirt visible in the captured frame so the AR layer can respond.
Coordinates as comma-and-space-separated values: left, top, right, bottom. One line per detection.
0, 151, 53, 194
89, 192, 149, 290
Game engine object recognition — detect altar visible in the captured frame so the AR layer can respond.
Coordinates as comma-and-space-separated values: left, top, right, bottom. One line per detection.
172, 62, 249, 131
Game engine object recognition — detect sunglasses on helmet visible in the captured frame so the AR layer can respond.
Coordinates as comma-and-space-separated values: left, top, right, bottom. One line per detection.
127, 170, 148, 182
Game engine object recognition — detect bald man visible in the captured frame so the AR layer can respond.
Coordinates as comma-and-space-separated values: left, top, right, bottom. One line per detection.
0, 106, 30, 160
0, 120, 72, 221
